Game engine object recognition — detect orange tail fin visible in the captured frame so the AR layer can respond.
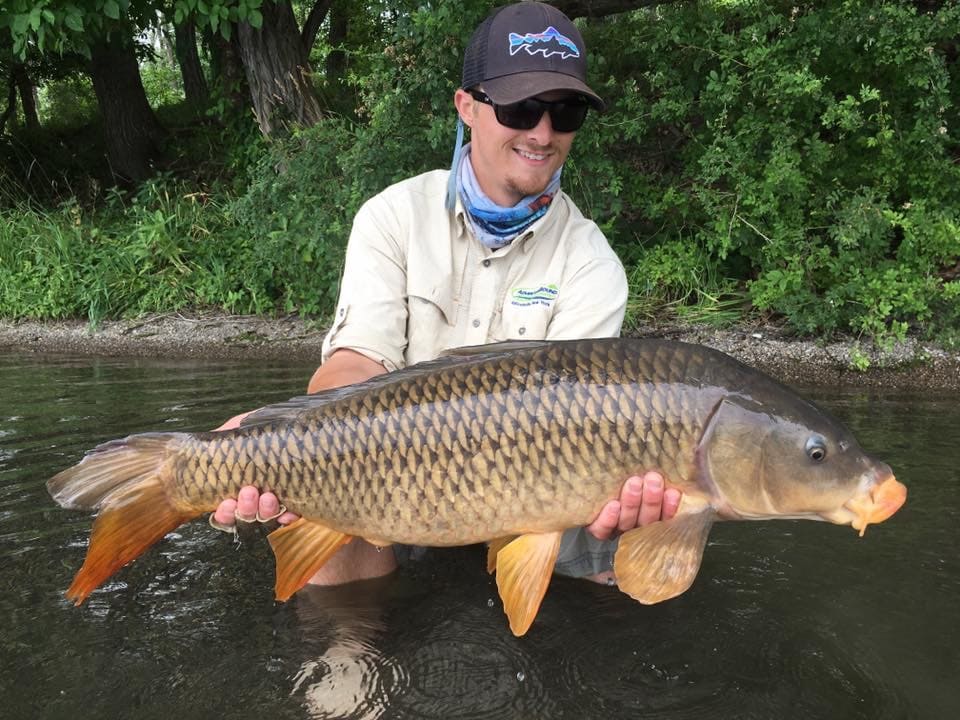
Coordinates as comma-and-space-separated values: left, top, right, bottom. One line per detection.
47, 433, 206, 604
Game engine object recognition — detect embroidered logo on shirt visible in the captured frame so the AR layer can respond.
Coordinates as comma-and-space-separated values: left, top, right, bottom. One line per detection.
510, 284, 559, 307
508, 27, 580, 60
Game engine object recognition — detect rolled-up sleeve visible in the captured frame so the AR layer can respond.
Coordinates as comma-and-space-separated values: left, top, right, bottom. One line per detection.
546, 257, 628, 341
321, 196, 409, 371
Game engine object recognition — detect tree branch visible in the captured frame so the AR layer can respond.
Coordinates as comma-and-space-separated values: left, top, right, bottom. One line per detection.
552, 0, 679, 19
302, 0, 335, 51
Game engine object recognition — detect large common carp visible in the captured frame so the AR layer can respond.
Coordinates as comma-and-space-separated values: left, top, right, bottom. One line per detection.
48, 338, 906, 635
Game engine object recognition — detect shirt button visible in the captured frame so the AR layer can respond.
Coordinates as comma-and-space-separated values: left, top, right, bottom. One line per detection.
472, 319, 481, 328
482, 259, 491, 267
518, 327, 526, 335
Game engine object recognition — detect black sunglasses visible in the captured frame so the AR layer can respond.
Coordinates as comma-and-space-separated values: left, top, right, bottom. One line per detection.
468, 90, 590, 133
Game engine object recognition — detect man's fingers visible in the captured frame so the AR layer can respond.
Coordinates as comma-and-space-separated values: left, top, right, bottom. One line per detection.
637, 472, 665, 526
587, 500, 621, 541
258, 492, 281, 520
662, 487, 682, 520
213, 499, 238, 529
617, 476, 644, 532
212, 411, 254, 432
236, 486, 259, 522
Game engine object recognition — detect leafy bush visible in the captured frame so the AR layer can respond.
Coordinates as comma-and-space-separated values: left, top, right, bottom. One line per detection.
0, 178, 245, 323
3, 0, 958, 345
578, 0, 960, 342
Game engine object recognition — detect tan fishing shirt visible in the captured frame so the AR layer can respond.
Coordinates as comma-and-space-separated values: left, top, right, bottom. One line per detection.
321, 169, 627, 369
321, 168, 629, 578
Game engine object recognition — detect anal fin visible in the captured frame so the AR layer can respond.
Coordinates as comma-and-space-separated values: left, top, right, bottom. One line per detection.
494, 531, 562, 637
267, 518, 353, 601
614, 511, 716, 605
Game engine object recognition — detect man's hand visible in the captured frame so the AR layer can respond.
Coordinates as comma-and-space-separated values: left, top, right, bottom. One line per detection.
212, 486, 298, 529
213, 411, 253, 432
586, 471, 681, 540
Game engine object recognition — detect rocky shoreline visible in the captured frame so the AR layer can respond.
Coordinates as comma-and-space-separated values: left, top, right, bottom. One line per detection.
1, 313, 958, 392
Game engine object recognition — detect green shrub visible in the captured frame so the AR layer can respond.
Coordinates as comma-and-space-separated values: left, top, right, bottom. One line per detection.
3, 0, 958, 346
578, 0, 960, 343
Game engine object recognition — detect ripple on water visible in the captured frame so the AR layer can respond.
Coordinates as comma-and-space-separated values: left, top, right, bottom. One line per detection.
388, 630, 548, 720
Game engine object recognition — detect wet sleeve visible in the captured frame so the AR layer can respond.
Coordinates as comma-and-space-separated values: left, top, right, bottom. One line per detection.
321, 195, 408, 371
545, 257, 628, 341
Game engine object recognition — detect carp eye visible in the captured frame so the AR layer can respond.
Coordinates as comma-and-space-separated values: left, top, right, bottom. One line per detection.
805, 435, 827, 462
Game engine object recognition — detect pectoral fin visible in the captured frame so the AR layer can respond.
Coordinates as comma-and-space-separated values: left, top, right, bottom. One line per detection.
494, 531, 563, 636
614, 511, 716, 604
267, 518, 353, 601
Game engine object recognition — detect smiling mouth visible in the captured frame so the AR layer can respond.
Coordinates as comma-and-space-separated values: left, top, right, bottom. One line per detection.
516, 148, 549, 161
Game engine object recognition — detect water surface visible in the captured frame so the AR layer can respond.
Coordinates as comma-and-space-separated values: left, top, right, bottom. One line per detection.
1, 352, 956, 719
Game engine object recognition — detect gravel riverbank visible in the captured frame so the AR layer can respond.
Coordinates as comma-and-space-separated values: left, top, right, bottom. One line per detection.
1, 313, 958, 392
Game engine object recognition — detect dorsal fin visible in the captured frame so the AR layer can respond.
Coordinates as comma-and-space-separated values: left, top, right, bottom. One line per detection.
440, 339, 554, 358
240, 341, 557, 428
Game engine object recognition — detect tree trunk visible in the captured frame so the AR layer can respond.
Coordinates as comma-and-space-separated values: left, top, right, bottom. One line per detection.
158, 25, 177, 66
13, 64, 40, 130
0, 72, 16, 134
237, 0, 323, 135
302, 0, 334, 51
88, 37, 166, 183
325, 1, 348, 86
206, 29, 249, 114
174, 19, 209, 108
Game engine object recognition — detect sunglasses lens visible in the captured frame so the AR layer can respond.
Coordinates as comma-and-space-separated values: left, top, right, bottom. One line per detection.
494, 98, 588, 132
495, 100, 542, 130
550, 103, 589, 132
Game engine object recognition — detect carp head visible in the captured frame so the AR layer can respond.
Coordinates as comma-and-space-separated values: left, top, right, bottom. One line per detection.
699, 391, 906, 535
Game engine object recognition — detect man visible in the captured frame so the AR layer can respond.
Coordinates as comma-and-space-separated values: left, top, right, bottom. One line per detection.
212, 1, 681, 585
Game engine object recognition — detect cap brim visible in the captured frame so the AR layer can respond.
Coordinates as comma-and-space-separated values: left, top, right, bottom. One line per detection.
482, 72, 606, 112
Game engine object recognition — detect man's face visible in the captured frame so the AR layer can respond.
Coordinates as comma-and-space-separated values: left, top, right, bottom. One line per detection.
455, 88, 578, 207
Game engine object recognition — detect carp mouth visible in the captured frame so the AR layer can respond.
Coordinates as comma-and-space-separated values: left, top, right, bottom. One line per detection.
829, 474, 907, 537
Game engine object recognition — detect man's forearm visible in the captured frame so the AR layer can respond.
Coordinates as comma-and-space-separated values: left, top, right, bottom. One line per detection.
307, 348, 388, 394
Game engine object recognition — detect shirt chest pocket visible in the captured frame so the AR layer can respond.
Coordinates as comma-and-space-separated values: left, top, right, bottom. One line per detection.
406, 280, 457, 361
491, 296, 553, 341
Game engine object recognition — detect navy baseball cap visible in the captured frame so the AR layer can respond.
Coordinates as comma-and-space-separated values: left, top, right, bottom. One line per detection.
461, 2, 605, 111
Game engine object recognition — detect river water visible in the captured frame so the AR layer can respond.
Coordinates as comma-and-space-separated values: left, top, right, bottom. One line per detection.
0, 352, 956, 719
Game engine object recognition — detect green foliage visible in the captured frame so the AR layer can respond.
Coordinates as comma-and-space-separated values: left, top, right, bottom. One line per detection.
37, 74, 98, 127
3, 0, 959, 346
0, 178, 243, 323
139, 55, 185, 108
222, 118, 370, 316
577, 0, 960, 343
173, 0, 263, 40
3, 0, 145, 56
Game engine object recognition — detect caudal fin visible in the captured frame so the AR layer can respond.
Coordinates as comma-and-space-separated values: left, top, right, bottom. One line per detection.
47, 433, 206, 604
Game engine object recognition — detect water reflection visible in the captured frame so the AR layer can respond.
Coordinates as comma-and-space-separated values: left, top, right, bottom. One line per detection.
1, 352, 958, 719
291, 578, 397, 720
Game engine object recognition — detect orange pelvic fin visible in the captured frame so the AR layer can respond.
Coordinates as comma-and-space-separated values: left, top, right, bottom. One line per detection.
267, 518, 353, 601
45, 433, 201, 605
614, 510, 715, 605
494, 531, 562, 637
486, 536, 518, 574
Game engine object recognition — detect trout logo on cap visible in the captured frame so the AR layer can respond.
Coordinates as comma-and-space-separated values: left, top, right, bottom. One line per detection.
508, 26, 581, 60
